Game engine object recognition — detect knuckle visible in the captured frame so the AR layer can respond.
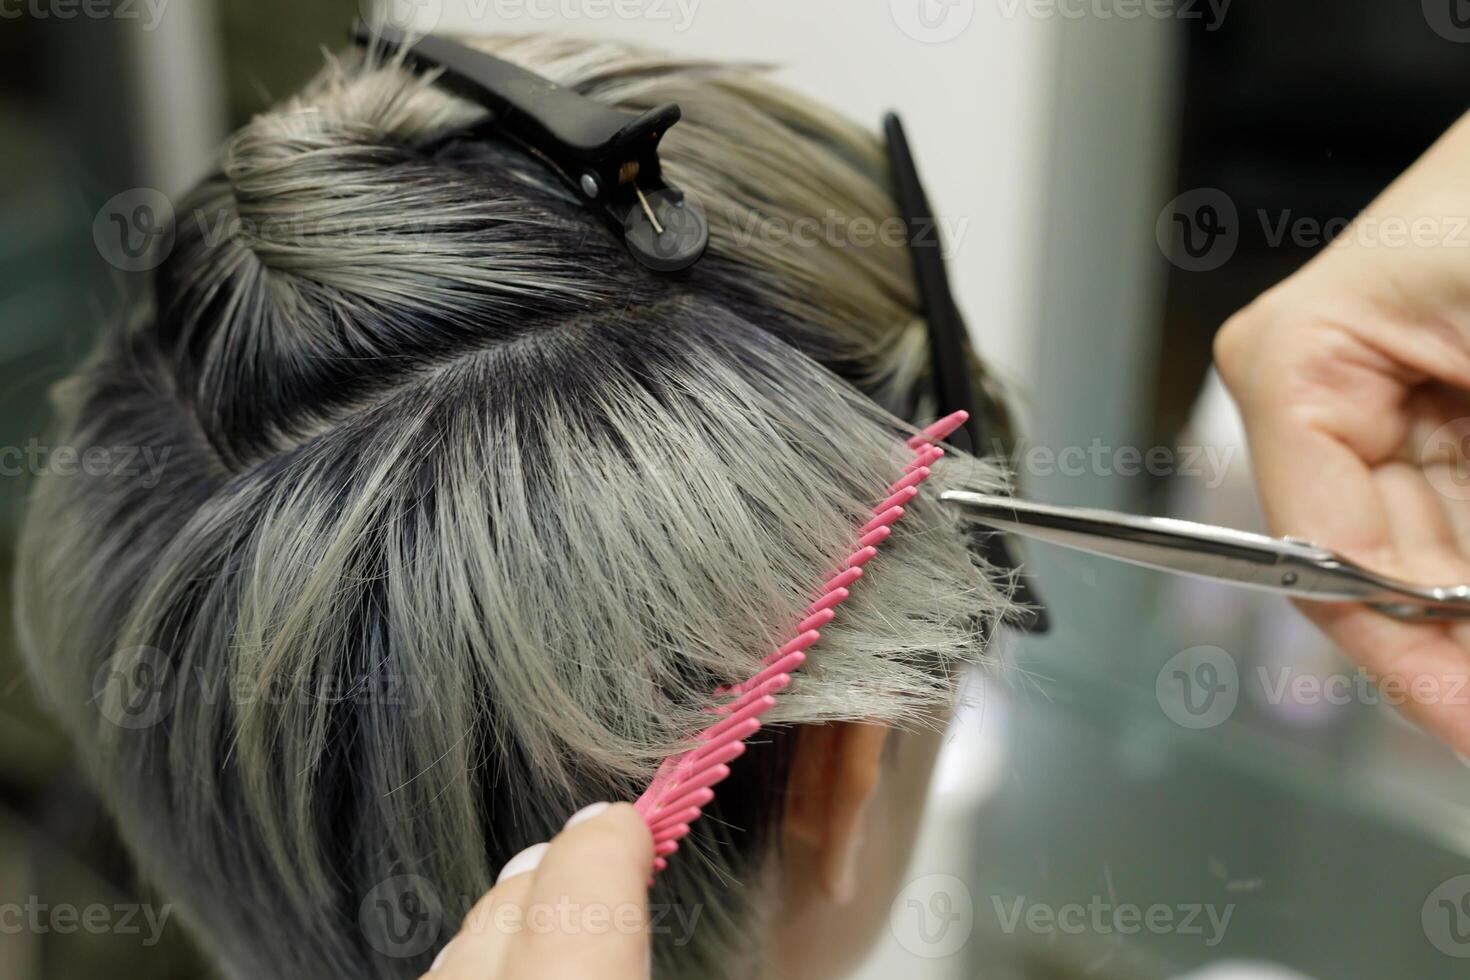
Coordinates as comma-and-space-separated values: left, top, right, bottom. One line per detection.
463, 872, 531, 936
1213, 300, 1269, 386
562, 802, 645, 846
552, 802, 653, 869
600, 802, 652, 839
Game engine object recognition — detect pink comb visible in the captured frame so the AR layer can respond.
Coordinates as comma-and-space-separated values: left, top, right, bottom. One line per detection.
631, 410, 969, 875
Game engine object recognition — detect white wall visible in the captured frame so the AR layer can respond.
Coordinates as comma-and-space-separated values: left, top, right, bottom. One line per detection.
374, 0, 1054, 388
126, 0, 227, 196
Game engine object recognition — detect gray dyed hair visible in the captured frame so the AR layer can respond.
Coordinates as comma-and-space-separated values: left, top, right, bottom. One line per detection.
15, 34, 1012, 980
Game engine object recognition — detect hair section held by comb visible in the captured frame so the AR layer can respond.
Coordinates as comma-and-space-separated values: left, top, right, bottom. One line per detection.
632, 410, 971, 874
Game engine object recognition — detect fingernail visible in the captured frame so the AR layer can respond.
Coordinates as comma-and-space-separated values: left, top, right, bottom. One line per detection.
564, 801, 610, 829
430, 937, 455, 972
496, 842, 549, 884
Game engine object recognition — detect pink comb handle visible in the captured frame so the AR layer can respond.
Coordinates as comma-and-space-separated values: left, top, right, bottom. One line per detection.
630, 413, 967, 874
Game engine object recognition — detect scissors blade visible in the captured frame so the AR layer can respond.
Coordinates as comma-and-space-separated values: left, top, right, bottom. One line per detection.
939, 491, 1470, 618
939, 490, 1344, 598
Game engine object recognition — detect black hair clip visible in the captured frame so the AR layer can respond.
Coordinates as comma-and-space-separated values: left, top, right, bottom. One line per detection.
884, 112, 1049, 632
352, 23, 709, 273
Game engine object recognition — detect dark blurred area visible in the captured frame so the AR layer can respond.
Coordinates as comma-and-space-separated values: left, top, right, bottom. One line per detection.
0, 3, 356, 976
1153, 2, 1470, 448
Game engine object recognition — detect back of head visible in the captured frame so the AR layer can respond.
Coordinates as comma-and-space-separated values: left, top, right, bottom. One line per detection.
15, 34, 1009, 979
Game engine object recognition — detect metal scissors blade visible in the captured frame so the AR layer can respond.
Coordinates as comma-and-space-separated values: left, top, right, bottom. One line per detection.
940, 490, 1470, 621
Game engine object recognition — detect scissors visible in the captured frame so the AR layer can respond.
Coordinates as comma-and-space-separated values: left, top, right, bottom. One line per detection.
941, 491, 1470, 621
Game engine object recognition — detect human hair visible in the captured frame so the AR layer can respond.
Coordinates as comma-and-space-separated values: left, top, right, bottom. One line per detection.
14, 34, 1011, 980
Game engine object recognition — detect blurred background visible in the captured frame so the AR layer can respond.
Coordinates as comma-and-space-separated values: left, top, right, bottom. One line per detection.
3, 1, 1470, 977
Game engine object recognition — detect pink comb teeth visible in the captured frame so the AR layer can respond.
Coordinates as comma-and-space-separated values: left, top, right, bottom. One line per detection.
631, 411, 968, 875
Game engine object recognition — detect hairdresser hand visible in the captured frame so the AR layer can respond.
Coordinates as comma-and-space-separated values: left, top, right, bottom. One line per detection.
426, 802, 654, 979
1215, 109, 1470, 756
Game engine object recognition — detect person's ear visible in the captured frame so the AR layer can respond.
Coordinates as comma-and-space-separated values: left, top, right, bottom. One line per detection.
784, 721, 891, 904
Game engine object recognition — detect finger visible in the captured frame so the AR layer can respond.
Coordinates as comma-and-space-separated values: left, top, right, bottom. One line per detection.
1407, 384, 1470, 560
1305, 602, 1470, 754
426, 844, 547, 979
1225, 320, 1470, 754
1396, 385, 1470, 472
1227, 326, 1409, 572
1375, 463, 1470, 578
1376, 464, 1470, 654
501, 802, 655, 980
1236, 400, 1470, 752
1363, 465, 1470, 738
1285, 465, 1470, 753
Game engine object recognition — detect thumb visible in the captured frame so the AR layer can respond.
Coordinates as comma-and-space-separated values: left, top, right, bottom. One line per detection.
501, 802, 656, 980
